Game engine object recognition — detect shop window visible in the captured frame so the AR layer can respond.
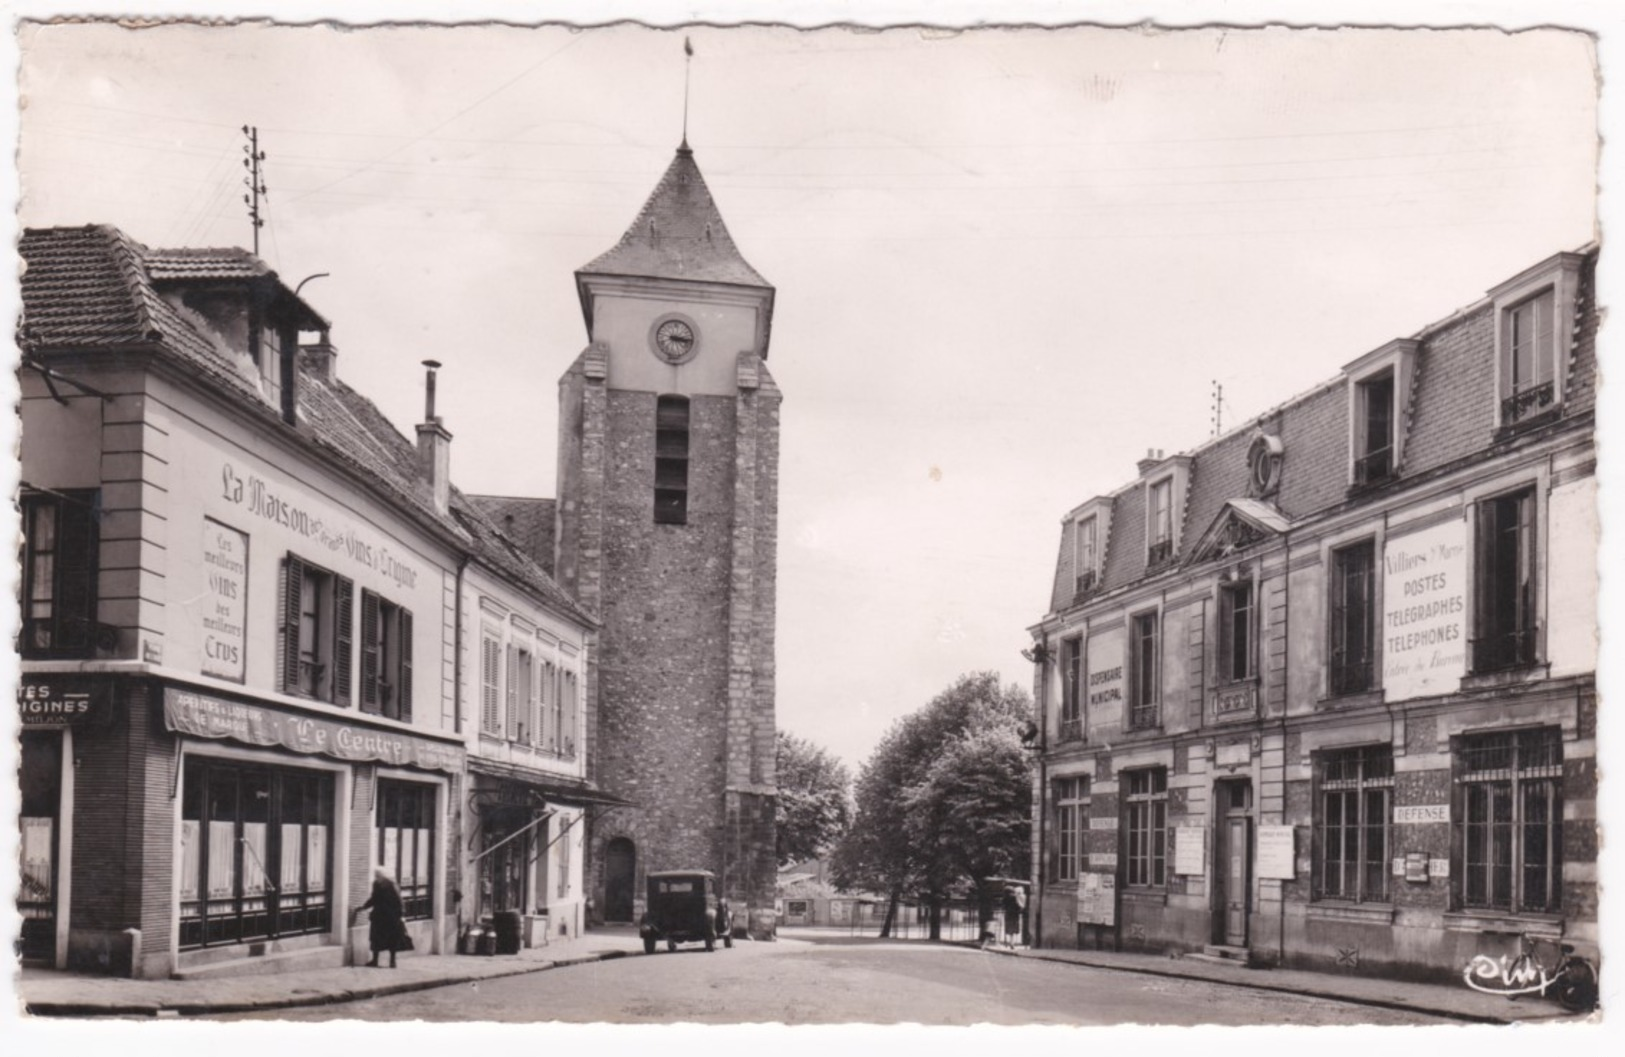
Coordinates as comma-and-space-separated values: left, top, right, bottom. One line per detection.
654, 395, 690, 525
1217, 580, 1255, 684
1051, 775, 1089, 882
377, 780, 436, 921
1353, 372, 1396, 484
480, 633, 502, 735
1314, 745, 1393, 903
1472, 487, 1538, 673
1329, 540, 1377, 695
179, 759, 333, 949
1128, 610, 1160, 730
1058, 637, 1083, 742
20, 489, 101, 659
18, 731, 62, 962
1455, 728, 1562, 914
280, 555, 353, 704
360, 590, 413, 720
1124, 768, 1168, 888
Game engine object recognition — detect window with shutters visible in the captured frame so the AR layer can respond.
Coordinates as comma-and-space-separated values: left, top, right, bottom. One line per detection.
504, 644, 519, 740
517, 648, 536, 745
480, 633, 502, 736
654, 395, 690, 525
562, 669, 579, 756
1473, 487, 1539, 673
359, 590, 412, 720
280, 555, 352, 704
20, 490, 101, 659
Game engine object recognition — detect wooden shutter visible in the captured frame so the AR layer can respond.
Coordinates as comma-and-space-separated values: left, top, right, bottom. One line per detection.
505, 645, 519, 740
399, 608, 414, 722
360, 590, 381, 713
57, 492, 98, 646
564, 672, 578, 754
333, 574, 354, 703
481, 637, 500, 734
280, 555, 305, 693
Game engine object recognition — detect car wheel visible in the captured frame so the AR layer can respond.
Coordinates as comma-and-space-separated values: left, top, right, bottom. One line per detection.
667, 939, 677, 953
643, 936, 656, 955
724, 933, 733, 949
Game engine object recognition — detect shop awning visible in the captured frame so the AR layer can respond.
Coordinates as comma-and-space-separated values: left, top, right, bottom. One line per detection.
466, 756, 636, 809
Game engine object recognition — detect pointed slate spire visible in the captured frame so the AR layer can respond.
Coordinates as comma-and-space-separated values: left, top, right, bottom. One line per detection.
577, 145, 771, 290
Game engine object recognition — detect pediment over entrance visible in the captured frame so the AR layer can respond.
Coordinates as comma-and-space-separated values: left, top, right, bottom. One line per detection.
1188, 498, 1293, 564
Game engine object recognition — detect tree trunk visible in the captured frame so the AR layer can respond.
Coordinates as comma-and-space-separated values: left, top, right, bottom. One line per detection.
879, 886, 900, 938
927, 894, 942, 941
976, 877, 995, 944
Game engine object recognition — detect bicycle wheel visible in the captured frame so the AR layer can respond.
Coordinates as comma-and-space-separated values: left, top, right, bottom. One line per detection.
1555, 959, 1599, 1013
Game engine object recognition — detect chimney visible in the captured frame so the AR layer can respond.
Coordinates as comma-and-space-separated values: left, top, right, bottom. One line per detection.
1137, 447, 1165, 476
299, 330, 339, 382
416, 359, 452, 516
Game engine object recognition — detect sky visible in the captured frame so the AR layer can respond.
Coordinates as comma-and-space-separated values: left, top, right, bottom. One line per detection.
8, 10, 1606, 773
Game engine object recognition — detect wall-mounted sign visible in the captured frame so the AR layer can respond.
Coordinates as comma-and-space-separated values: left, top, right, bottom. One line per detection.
1395, 804, 1450, 825
1404, 852, 1430, 883
1382, 519, 1468, 701
18, 676, 110, 727
1257, 825, 1296, 880
163, 688, 462, 772
1077, 872, 1117, 927
1174, 826, 1206, 875
201, 519, 249, 682
1213, 684, 1257, 716
1090, 816, 1119, 830
1087, 664, 1123, 708
1216, 741, 1251, 767
1091, 852, 1118, 870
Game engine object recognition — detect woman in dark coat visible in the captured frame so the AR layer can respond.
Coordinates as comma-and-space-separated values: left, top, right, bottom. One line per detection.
359, 867, 411, 967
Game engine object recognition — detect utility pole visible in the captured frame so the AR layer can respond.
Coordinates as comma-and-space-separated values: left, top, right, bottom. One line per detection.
243, 125, 267, 256
1211, 380, 1224, 437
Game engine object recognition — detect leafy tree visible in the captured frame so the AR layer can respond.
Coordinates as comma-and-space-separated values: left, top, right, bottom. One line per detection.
775, 731, 852, 866
833, 671, 1033, 939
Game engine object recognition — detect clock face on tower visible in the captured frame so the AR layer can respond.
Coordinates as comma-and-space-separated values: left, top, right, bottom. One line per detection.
650, 314, 700, 364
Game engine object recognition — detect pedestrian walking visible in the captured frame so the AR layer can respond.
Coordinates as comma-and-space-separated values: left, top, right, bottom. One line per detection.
356, 867, 413, 967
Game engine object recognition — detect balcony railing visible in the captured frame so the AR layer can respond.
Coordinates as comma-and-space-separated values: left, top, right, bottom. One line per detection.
1329, 652, 1374, 696
1127, 701, 1160, 731
1501, 381, 1556, 424
1073, 571, 1097, 601
1353, 446, 1394, 486
1471, 628, 1538, 674
1147, 539, 1173, 567
1058, 716, 1083, 743
20, 615, 119, 658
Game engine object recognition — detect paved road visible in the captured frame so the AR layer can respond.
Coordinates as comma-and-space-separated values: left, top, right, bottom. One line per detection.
217, 934, 1454, 1025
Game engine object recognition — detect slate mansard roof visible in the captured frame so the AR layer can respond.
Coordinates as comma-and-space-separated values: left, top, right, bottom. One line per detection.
1046, 246, 1599, 616
19, 223, 591, 629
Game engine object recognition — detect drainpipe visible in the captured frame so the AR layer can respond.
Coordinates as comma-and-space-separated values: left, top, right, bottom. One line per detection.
1028, 633, 1051, 948
1277, 542, 1289, 969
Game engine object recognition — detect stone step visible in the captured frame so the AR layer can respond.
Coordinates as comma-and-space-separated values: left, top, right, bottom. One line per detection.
1185, 944, 1255, 967
172, 943, 348, 980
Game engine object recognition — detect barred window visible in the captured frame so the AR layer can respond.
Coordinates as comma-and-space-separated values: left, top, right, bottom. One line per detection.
1051, 776, 1089, 882
1314, 745, 1393, 903
1456, 728, 1562, 914
1124, 768, 1168, 887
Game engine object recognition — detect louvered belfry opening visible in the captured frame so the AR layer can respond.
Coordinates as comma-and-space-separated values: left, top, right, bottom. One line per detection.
654, 395, 691, 524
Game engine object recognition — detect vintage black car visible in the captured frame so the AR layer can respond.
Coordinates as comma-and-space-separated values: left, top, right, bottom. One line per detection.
640, 870, 733, 953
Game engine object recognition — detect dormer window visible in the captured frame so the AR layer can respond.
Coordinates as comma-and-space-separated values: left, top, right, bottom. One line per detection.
1343, 338, 1417, 489
1489, 251, 1581, 431
1148, 478, 1173, 566
1075, 515, 1098, 595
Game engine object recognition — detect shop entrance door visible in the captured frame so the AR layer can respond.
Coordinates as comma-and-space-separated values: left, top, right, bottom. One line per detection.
605, 838, 635, 922
1213, 779, 1253, 948
18, 730, 62, 964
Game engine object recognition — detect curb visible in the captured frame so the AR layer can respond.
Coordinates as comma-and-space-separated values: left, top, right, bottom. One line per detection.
984, 946, 1528, 1026
25, 948, 634, 1018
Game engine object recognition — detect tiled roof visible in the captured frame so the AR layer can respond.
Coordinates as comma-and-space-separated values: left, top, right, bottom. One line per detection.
1047, 248, 1598, 614
467, 495, 556, 576
452, 495, 592, 628
578, 145, 771, 290
145, 246, 272, 281
19, 223, 589, 630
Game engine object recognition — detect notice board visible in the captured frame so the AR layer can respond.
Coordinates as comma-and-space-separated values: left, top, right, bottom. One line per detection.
1076, 872, 1117, 927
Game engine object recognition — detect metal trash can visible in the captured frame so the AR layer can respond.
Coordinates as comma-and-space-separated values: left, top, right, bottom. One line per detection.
493, 910, 523, 955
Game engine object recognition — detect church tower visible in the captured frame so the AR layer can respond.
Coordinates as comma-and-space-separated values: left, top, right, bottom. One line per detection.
557, 142, 780, 938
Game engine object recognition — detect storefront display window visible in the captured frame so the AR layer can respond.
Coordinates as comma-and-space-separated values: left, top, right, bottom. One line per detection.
18, 731, 62, 962
377, 780, 435, 920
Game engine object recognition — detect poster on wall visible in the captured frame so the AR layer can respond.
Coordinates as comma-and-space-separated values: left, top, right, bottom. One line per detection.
1076, 872, 1117, 926
1382, 518, 1468, 701
1174, 826, 1206, 875
201, 518, 249, 682
1257, 825, 1296, 880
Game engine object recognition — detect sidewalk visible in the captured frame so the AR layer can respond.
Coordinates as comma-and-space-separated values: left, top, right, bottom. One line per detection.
986, 942, 1587, 1025
17, 927, 651, 1018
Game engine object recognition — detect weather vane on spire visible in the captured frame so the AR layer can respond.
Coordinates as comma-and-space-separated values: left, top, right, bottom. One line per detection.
682, 36, 694, 150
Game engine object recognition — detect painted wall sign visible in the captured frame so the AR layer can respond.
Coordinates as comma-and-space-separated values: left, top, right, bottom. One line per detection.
1087, 664, 1123, 707
1216, 741, 1251, 767
1090, 816, 1119, 830
1257, 825, 1297, 880
163, 688, 462, 772
1394, 804, 1450, 824
1091, 852, 1119, 869
1174, 826, 1206, 875
1382, 519, 1468, 701
201, 518, 249, 682
1405, 852, 1431, 883
219, 462, 420, 590
1077, 872, 1117, 927
18, 676, 110, 726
